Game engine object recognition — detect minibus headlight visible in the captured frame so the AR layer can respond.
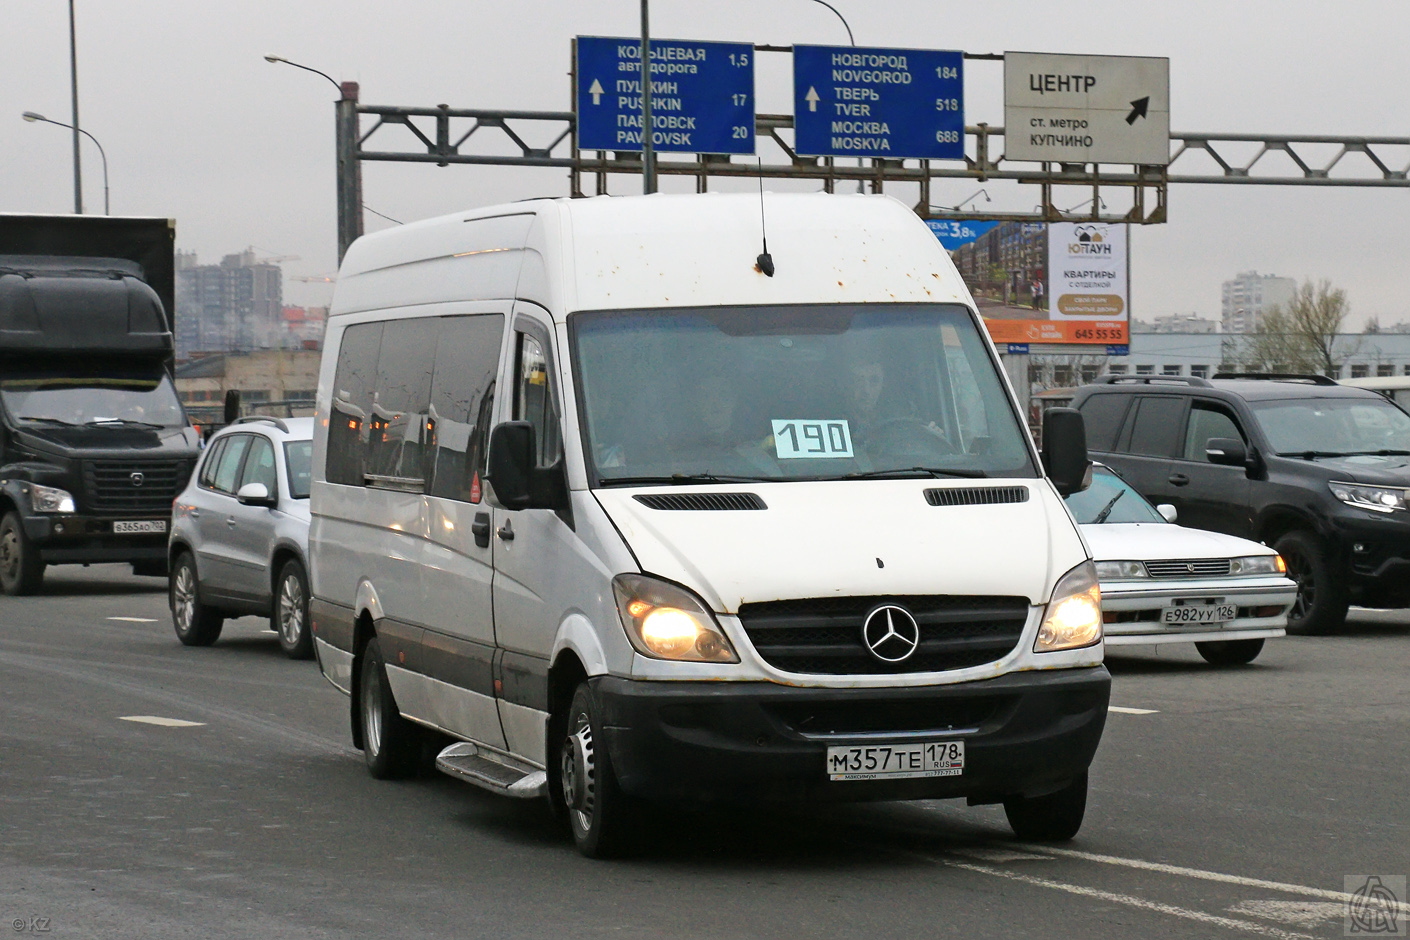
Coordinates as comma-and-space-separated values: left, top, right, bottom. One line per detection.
30, 484, 76, 514
1035, 561, 1103, 653
612, 574, 739, 663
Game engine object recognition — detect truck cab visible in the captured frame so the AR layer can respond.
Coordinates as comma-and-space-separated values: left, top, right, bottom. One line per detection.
0, 217, 200, 594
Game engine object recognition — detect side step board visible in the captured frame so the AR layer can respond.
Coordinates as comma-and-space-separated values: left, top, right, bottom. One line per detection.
435, 742, 547, 799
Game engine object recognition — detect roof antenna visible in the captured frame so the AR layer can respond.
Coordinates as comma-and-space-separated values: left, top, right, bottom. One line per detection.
754, 158, 775, 277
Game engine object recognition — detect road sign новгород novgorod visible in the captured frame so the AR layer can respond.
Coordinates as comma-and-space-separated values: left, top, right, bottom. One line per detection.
793, 45, 964, 160
1004, 52, 1169, 165
575, 36, 755, 154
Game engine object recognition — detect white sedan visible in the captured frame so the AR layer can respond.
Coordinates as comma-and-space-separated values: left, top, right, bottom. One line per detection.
1066, 467, 1297, 666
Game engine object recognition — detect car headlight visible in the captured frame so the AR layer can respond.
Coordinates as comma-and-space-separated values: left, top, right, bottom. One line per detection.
1035, 561, 1103, 653
1094, 560, 1146, 580
612, 574, 739, 663
29, 484, 76, 514
1229, 554, 1286, 576
1329, 481, 1408, 514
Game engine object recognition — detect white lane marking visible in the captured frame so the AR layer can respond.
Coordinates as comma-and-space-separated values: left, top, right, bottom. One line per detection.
119, 716, 206, 728
942, 858, 1318, 940
1108, 705, 1160, 714
1012, 844, 1358, 902
107, 617, 159, 623
1228, 901, 1347, 928
951, 847, 1053, 863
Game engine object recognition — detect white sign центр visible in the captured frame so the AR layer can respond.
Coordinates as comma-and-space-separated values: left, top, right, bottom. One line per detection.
1004, 52, 1169, 165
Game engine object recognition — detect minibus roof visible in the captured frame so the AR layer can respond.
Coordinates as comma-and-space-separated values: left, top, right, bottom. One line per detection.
332, 193, 975, 319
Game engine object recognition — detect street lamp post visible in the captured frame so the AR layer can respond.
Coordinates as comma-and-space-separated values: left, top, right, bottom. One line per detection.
22, 111, 108, 215
265, 55, 363, 262
68, 0, 82, 213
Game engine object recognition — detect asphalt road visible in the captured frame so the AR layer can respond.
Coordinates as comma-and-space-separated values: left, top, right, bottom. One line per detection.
2, 565, 1406, 939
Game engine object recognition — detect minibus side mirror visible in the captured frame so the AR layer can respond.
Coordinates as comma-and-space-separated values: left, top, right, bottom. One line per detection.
1042, 407, 1092, 497
487, 421, 568, 511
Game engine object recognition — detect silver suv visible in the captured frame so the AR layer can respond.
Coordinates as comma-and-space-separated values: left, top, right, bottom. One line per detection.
168, 416, 313, 658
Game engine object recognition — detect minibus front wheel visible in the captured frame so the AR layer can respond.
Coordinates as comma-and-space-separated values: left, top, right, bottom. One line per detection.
559, 682, 639, 858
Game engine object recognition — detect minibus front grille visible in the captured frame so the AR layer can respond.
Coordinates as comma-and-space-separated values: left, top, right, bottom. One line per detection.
633, 492, 767, 511
924, 486, 1030, 507
737, 595, 1030, 675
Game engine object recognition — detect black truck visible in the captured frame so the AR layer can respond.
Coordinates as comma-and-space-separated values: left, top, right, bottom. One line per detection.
0, 215, 201, 594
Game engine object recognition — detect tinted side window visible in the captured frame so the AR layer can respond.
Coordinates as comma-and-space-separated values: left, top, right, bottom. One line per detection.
327, 322, 383, 486
1183, 403, 1244, 462
367, 317, 439, 487
211, 434, 252, 494
426, 314, 504, 502
514, 331, 562, 468
1127, 396, 1186, 457
198, 438, 228, 489
239, 436, 278, 494
1077, 394, 1131, 452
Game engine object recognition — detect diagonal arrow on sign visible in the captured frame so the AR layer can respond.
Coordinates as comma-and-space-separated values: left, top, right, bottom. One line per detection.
588, 79, 604, 105
1125, 96, 1150, 125
805, 86, 820, 112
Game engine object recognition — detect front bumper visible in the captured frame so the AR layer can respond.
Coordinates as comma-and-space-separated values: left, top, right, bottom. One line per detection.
1100, 576, 1295, 644
1330, 512, 1410, 604
22, 514, 170, 564
594, 666, 1110, 804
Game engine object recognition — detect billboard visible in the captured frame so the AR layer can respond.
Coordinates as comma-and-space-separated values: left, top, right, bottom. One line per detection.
939, 220, 1129, 346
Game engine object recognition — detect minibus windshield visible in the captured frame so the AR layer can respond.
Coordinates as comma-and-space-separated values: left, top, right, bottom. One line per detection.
571, 304, 1036, 486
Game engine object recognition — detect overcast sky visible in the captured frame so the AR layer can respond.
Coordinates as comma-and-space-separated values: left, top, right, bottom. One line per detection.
4, 1, 1408, 325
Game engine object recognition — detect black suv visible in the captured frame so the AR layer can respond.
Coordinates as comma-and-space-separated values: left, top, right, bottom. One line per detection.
1070, 373, 1410, 634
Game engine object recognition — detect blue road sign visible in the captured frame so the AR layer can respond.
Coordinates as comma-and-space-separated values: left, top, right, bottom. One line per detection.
575, 36, 755, 155
926, 219, 1000, 251
1006, 344, 1031, 355
793, 45, 964, 160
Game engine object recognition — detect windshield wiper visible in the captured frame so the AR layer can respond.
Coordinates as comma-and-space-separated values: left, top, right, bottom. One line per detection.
85, 418, 165, 429
840, 467, 988, 480
1092, 489, 1125, 525
597, 472, 776, 487
16, 416, 80, 427
1278, 450, 1353, 460
1337, 449, 1410, 457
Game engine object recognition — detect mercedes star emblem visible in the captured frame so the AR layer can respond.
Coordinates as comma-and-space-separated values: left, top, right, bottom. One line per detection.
861, 605, 921, 663
130, 472, 145, 487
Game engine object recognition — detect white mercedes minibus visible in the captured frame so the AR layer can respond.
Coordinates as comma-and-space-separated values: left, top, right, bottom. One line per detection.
309, 192, 1108, 856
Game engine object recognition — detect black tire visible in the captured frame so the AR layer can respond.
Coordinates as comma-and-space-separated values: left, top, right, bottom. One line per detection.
274, 559, 313, 660
1004, 771, 1088, 842
358, 637, 420, 779
0, 511, 45, 596
1274, 531, 1349, 636
1195, 638, 1265, 666
558, 682, 638, 858
169, 552, 224, 646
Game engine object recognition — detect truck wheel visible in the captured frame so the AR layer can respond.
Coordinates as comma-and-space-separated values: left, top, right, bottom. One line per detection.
1274, 531, 1349, 635
1004, 771, 1088, 842
274, 559, 313, 660
0, 512, 45, 596
359, 637, 419, 779
170, 552, 223, 646
1195, 638, 1265, 666
558, 682, 638, 858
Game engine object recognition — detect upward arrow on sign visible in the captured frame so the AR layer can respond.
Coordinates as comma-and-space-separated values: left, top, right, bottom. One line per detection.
1125, 96, 1150, 125
805, 86, 820, 112
588, 79, 605, 105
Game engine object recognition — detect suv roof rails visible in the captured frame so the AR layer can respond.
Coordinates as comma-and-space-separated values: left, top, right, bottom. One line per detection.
1210, 372, 1338, 386
1092, 374, 1213, 387
233, 415, 290, 433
